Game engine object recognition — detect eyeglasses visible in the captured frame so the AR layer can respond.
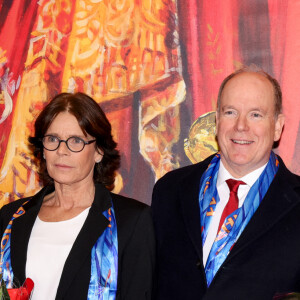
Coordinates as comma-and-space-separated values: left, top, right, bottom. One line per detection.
42, 135, 96, 153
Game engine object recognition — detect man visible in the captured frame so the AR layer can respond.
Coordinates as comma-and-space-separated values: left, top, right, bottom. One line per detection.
152, 67, 300, 299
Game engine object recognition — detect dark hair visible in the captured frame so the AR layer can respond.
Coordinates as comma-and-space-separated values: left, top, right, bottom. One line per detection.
29, 92, 120, 190
217, 65, 282, 117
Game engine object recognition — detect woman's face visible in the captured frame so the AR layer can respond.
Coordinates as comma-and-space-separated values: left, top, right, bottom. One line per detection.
43, 112, 102, 187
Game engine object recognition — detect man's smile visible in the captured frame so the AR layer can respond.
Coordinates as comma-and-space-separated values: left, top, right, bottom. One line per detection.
231, 139, 253, 145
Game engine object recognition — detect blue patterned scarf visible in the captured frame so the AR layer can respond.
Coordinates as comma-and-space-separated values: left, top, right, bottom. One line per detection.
199, 151, 279, 286
0, 200, 118, 300
0, 203, 28, 288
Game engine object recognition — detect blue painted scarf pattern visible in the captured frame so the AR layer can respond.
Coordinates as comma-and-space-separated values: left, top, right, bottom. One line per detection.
0, 201, 118, 300
199, 152, 279, 286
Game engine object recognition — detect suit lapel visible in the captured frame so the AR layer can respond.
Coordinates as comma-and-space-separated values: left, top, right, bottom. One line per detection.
179, 154, 300, 290
222, 160, 300, 264
56, 184, 111, 299
8, 183, 112, 297
179, 156, 214, 266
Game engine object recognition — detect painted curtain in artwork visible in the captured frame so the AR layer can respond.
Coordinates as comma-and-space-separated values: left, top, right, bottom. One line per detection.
0, 0, 299, 205
178, 0, 300, 174
0, 0, 185, 204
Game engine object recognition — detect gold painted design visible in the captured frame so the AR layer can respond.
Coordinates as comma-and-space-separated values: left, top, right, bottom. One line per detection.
0, 0, 184, 205
184, 111, 219, 164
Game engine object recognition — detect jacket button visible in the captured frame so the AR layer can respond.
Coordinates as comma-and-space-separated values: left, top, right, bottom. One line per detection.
196, 261, 202, 269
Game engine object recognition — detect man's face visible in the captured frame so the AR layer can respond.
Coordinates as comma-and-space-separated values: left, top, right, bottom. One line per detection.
216, 72, 285, 178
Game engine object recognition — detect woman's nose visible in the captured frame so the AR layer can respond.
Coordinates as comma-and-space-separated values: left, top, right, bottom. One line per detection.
56, 140, 70, 154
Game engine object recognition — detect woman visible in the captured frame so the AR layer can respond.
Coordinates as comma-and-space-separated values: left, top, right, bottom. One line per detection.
0, 93, 155, 300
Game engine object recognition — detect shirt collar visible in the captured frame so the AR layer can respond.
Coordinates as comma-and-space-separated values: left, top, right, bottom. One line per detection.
217, 160, 268, 188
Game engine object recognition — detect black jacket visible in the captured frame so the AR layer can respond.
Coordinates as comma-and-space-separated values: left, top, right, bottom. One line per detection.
0, 183, 155, 300
152, 154, 300, 300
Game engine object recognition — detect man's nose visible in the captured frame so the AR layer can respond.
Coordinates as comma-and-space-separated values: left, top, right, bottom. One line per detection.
235, 115, 249, 131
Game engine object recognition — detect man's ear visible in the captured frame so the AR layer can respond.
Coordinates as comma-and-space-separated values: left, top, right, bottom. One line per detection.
215, 110, 219, 136
274, 114, 285, 142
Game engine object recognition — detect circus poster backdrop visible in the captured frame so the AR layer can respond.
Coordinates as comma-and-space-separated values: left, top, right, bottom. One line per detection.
0, 0, 299, 205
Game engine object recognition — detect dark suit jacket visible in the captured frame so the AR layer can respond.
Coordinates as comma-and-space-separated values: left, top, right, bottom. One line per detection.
0, 183, 155, 300
152, 154, 300, 300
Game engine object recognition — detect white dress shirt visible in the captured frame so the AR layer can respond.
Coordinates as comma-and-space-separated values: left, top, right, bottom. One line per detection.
202, 160, 267, 266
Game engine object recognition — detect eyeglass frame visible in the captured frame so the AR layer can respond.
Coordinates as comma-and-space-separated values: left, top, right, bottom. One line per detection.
41, 135, 97, 153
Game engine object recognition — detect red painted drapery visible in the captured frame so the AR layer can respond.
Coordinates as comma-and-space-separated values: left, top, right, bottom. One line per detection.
177, 0, 300, 174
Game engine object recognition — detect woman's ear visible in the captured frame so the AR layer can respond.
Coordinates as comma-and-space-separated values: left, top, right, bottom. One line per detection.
95, 148, 104, 163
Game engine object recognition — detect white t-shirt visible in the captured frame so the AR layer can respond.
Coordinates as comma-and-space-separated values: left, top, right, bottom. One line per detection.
202, 161, 267, 266
26, 207, 90, 300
